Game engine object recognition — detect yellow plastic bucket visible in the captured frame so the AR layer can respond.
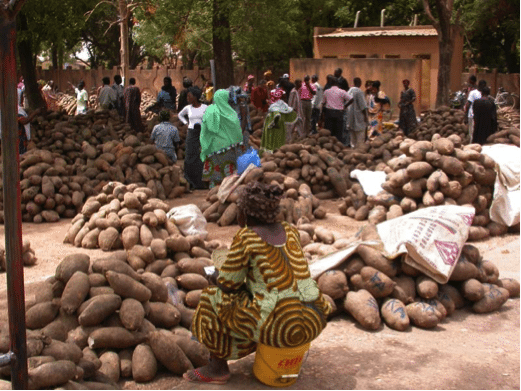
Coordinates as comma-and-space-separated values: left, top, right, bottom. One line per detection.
252, 343, 310, 387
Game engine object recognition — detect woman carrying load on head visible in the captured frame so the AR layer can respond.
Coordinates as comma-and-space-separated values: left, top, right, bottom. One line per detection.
199, 89, 245, 189
184, 181, 332, 385
260, 92, 297, 153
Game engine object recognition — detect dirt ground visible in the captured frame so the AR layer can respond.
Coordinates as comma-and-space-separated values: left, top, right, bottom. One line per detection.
0, 190, 519, 390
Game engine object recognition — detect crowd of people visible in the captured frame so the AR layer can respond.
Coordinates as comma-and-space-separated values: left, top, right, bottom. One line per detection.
251, 69, 417, 151
14, 69, 497, 186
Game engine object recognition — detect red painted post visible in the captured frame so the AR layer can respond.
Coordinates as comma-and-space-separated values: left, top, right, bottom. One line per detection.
0, 13, 29, 390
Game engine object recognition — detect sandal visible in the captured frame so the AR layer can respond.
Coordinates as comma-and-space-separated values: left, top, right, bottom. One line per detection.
183, 369, 231, 385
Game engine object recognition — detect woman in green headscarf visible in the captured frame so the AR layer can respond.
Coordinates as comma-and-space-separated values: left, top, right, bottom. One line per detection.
200, 89, 245, 188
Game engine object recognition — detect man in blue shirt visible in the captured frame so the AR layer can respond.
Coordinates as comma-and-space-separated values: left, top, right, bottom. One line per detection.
151, 110, 180, 163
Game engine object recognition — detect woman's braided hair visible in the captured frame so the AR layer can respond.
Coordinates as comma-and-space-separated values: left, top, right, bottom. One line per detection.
237, 181, 284, 224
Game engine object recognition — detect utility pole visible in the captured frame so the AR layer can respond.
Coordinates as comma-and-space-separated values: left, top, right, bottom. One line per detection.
0, 0, 29, 388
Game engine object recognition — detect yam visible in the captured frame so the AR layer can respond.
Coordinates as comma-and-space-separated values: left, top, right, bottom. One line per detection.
132, 344, 157, 382
176, 273, 209, 291
26, 301, 59, 329
406, 162, 434, 179
317, 270, 349, 300
99, 351, 120, 383
449, 255, 479, 281
314, 227, 334, 244
28, 360, 77, 389
119, 349, 133, 379
78, 294, 122, 327
497, 278, 520, 298
405, 302, 440, 329
357, 245, 397, 277
342, 255, 365, 277
61, 271, 90, 314
343, 290, 381, 330
146, 302, 181, 328
391, 276, 416, 304
148, 330, 194, 375
355, 266, 396, 298
122, 226, 140, 250
439, 284, 465, 309
381, 298, 409, 331
461, 278, 485, 301
119, 298, 146, 331
55, 254, 90, 284
98, 227, 120, 252
472, 286, 509, 313
106, 271, 152, 302
41, 340, 82, 364
88, 327, 145, 349
171, 334, 210, 368
416, 276, 438, 299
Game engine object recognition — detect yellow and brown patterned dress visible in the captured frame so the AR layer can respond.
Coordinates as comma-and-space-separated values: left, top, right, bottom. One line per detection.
192, 221, 332, 360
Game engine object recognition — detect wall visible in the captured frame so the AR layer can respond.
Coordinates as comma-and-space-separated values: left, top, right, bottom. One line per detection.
460, 71, 520, 98
290, 58, 426, 112
37, 66, 214, 96
313, 29, 465, 109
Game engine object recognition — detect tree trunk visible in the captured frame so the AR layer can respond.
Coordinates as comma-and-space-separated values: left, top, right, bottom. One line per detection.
436, 37, 453, 107
17, 12, 45, 109
212, 0, 234, 89
119, 0, 129, 82
51, 44, 58, 69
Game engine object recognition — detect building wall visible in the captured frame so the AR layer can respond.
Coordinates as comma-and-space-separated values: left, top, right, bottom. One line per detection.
290, 58, 425, 113
313, 31, 465, 109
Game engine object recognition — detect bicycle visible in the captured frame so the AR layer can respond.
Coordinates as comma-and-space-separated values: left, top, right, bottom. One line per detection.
494, 87, 519, 110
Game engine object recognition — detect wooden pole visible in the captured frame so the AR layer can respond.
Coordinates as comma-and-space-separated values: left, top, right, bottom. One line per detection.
0, 14, 28, 390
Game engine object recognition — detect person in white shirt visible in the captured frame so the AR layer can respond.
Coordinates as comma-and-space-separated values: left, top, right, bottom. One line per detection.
68, 80, 88, 115
98, 77, 117, 110
465, 79, 485, 140
311, 74, 323, 134
178, 87, 208, 190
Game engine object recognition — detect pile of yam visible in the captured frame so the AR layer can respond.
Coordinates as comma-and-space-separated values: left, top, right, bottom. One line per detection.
198, 170, 328, 227
339, 135, 518, 241
64, 181, 187, 253
486, 108, 520, 147
0, 248, 215, 389
317, 243, 520, 331
410, 106, 469, 143
0, 117, 183, 223
0, 239, 37, 272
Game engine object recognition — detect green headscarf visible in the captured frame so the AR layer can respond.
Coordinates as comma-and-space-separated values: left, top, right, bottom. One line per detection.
200, 89, 243, 162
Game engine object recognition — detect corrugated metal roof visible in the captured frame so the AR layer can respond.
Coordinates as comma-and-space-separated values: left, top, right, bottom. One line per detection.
318, 28, 438, 38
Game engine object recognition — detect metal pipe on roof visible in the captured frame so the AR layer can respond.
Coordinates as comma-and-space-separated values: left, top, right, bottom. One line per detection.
354, 11, 361, 28
380, 9, 386, 27
414, 14, 418, 26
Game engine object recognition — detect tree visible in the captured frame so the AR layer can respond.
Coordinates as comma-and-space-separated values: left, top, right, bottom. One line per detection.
421, 0, 462, 107
459, 0, 519, 73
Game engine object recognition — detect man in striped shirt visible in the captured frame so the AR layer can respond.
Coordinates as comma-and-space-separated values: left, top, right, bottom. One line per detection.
321, 76, 353, 143
298, 75, 316, 137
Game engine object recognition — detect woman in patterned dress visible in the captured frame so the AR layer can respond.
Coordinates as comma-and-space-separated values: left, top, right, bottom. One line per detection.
184, 182, 332, 385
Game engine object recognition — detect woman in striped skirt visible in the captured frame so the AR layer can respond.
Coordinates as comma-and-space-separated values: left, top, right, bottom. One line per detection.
184, 182, 332, 385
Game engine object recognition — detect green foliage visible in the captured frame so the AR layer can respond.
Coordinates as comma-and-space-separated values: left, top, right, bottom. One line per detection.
459, 0, 519, 72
